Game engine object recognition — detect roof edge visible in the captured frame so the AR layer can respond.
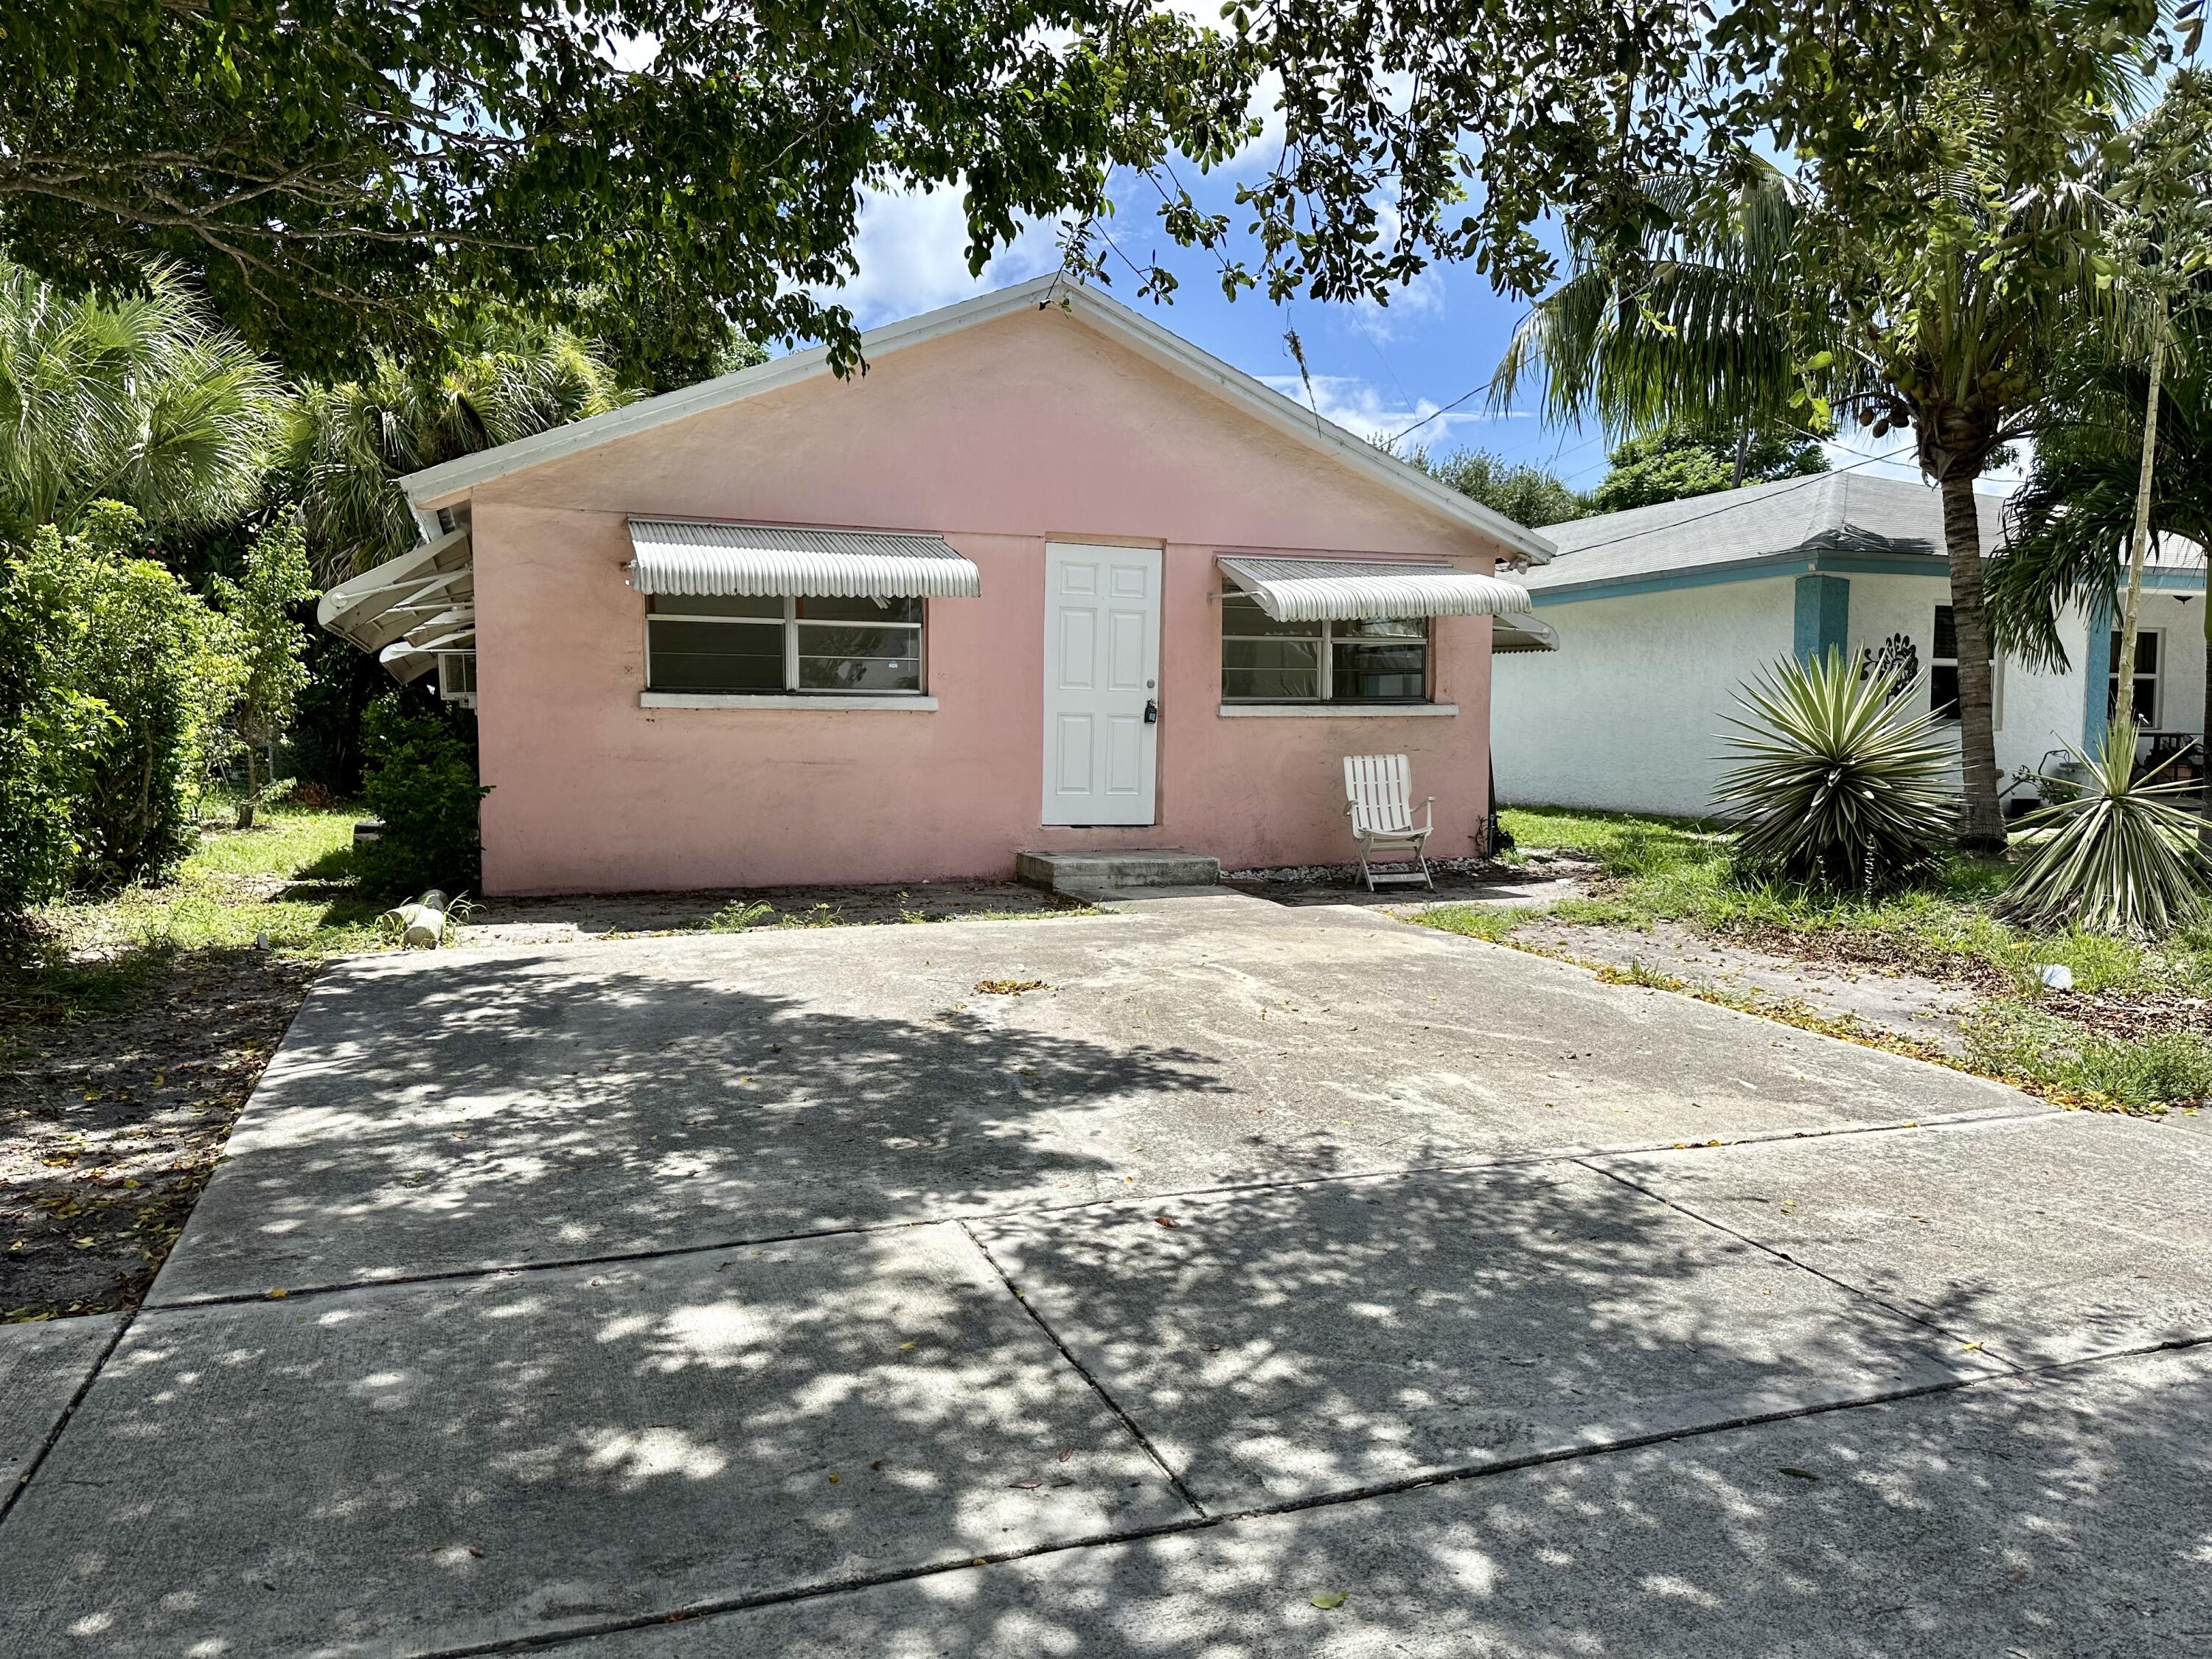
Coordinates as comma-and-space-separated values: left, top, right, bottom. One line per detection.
399, 275, 1554, 566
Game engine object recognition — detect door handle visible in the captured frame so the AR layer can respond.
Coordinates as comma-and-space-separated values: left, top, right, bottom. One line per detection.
1144, 699, 1159, 725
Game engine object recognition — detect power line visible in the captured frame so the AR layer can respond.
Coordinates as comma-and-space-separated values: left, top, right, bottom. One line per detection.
1389, 369, 1506, 443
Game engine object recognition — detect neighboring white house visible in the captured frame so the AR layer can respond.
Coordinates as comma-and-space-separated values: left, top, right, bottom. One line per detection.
1492, 471, 2208, 818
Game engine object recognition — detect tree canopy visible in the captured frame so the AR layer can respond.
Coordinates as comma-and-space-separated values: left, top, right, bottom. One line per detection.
1589, 424, 1829, 515
1405, 449, 1587, 529
1488, 58, 2145, 849
288, 316, 637, 584
3, 1, 1248, 372
8, 3, 2192, 371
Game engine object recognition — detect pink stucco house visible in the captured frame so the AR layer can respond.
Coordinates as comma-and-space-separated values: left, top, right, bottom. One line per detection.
319, 276, 1554, 896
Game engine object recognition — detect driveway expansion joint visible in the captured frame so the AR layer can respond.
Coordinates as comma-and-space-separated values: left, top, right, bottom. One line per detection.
0, 1310, 135, 1534
956, 1219, 1209, 1522
138, 1105, 2067, 1315
394, 1333, 2208, 1659
1572, 1155, 2030, 1374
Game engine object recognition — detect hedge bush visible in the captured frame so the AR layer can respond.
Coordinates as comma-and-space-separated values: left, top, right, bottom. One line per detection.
0, 504, 230, 904
0, 535, 100, 908
355, 697, 488, 900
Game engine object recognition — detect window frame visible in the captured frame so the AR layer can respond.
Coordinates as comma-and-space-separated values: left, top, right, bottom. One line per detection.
2107, 627, 2162, 726
1219, 590, 1433, 706
644, 594, 928, 698
1929, 604, 2003, 728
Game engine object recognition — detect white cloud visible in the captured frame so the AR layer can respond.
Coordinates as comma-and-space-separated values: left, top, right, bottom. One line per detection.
1257, 372, 1529, 449
810, 185, 1066, 329
1350, 269, 1444, 344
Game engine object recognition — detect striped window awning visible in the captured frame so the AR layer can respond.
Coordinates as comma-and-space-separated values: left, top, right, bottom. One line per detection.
316, 526, 475, 684
627, 521, 981, 599
1217, 555, 1531, 623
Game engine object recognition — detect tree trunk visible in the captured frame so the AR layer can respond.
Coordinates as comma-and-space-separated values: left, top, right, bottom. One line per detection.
1939, 468, 2006, 851
2115, 324, 2164, 695
2201, 594, 2211, 855
237, 741, 259, 831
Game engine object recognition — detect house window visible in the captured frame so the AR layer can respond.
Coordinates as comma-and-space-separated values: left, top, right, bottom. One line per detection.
1930, 605, 2006, 728
1931, 605, 1961, 720
1220, 591, 1430, 703
2107, 629, 2160, 726
645, 594, 923, 695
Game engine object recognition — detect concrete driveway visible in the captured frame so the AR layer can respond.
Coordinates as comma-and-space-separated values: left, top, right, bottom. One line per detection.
2, 892, 2207, 1656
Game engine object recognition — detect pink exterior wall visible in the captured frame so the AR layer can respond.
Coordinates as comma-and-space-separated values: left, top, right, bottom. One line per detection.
458, 307, 1510, 894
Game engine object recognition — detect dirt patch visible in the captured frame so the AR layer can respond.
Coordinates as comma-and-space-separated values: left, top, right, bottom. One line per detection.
1507, 919, 1981, 1052
462, 880, 1098, 945
2, 949, 322, 1321
1225, 855, 1589, 910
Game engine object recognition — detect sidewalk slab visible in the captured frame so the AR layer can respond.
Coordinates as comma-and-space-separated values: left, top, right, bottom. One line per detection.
574, 1345, 2212, 1659
0, 1315, 119, 1498
0, 1227, 1186, 1658
975, 1162, 1989, 1510
149, 903, 2041, 1304
1595, 1112, 2212, 1366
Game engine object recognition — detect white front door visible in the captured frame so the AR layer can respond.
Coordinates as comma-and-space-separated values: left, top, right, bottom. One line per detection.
1042, 542, 1161, 826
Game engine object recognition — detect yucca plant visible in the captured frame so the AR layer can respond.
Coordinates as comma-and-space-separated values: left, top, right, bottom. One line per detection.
1716, 650, 1959, 894
2002, 721, 2208, 936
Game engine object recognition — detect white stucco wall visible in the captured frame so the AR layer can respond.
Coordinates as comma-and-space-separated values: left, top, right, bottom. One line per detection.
2133, 591, 2208, 738
1491, 580, 1795, 818
1847, 573, 2081, 784
1494, 570, 2205, 819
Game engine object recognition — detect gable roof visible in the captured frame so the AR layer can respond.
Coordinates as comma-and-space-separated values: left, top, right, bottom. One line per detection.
398, 274, 1554, 566
1526, 472, 1999, 597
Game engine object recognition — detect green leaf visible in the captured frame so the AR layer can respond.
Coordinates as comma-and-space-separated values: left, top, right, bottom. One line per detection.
1310, 1591, 1350, 1610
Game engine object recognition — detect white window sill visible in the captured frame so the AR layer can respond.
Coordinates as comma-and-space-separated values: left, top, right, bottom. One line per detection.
1217, 703, 1457, 718
641, 692, 938, 712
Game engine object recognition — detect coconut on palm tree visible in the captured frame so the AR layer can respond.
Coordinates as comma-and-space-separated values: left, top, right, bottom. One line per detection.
0, 260, 285, 544
1495, 89, 2131, 852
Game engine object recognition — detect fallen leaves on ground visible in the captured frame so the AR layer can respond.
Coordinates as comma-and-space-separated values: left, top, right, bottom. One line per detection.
974, 978, 1048, 996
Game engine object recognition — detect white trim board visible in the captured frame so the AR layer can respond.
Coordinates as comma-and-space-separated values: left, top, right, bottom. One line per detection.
397, 276, 1553, 567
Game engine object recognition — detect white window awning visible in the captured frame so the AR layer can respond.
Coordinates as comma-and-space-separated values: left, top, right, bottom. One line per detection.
627, 521, 981, 599
318, 526, 476, 684
1491, 613, 1561, 653
1217, 555, 1531, 623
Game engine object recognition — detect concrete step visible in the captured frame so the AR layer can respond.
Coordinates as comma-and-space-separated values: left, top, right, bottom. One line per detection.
1016, 848, 1222, 895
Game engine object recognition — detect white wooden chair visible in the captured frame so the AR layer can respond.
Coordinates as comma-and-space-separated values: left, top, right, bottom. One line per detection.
1343, 754, 1435, 891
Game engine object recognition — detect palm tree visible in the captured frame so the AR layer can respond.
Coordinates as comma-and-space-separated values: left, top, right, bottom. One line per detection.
288, 316, 636, 584
1987, 327, 2212, 833
0, 261, 284, 543
1496, 112, 2121, 852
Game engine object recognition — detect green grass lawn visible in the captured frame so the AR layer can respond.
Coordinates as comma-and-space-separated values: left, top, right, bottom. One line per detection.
5, 805, 386, 1026
1416, 805, 2212, 1113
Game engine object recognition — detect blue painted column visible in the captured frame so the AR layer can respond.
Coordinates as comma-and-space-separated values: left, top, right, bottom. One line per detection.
1792, 574, 1851, 663
2081, 592, 2115, 756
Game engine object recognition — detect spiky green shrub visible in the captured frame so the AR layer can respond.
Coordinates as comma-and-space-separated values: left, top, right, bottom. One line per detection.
1716, 650, 1958, 894
2001, 722, 2208, 937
